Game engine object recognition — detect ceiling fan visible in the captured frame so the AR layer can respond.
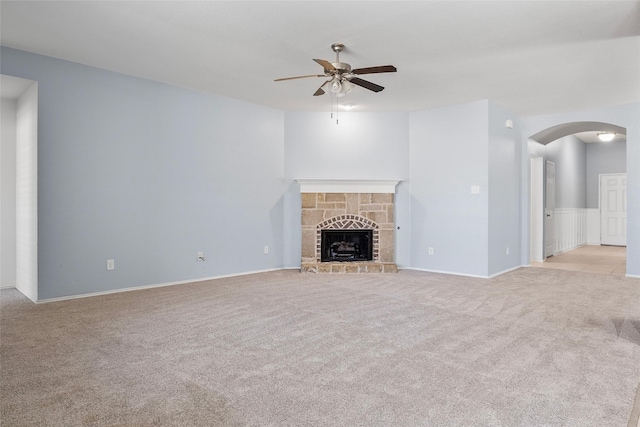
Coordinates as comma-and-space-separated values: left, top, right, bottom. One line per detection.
274, 43, 397, 97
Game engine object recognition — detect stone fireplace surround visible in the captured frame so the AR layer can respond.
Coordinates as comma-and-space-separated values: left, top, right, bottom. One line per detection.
297, 179, 400, 273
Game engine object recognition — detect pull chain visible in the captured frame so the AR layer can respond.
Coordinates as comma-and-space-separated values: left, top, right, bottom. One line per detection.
329, 93, 334, 123
328, 94, 339, 125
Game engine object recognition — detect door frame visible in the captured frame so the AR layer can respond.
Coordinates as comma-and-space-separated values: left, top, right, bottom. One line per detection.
544, 160, 556, 258
530, 157, 544, 262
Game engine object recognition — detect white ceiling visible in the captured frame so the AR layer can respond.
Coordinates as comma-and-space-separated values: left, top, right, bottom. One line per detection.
1, 1, 639, 116
574, 131, 627, 143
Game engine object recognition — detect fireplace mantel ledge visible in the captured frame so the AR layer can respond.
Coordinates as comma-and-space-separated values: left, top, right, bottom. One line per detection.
295, 179, 403, 194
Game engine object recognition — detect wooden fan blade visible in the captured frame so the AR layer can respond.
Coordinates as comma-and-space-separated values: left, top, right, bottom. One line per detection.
352, 65, 397, 75
313, 59, 335, 72
349, 77, 384, 93
313, 80, 330, 96
274, 74, 324, 82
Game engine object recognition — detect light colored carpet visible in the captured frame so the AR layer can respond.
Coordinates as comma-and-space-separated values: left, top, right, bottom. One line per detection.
1, 268, 640, 426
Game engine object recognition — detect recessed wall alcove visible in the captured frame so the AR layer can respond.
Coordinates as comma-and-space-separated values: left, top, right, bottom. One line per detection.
297, 179, 401, 273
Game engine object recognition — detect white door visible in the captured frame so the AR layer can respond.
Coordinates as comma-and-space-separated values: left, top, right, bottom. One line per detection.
600, 173, 626, 246
544, 161, 556, 258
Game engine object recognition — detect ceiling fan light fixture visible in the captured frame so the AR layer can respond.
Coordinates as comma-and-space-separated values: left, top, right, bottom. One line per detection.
342, 80, 353, 94
329, 77, 342, 93
335, 80, 354, 97
598, 131, 615, 142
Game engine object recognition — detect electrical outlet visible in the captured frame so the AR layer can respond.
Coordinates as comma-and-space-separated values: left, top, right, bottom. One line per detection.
506, 247, 510, 255
471, 186, 480, 194
106, 259, 115, 271
264, 245, 269, 254
197, 252, 205, 261
428, 247, 434, 255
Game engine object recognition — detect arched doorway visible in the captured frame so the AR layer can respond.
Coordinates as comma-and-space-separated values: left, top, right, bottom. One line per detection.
528, 121, 627, 275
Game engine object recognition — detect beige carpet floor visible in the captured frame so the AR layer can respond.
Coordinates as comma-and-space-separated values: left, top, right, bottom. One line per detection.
531, 245, 627, 276
2, 268, 640, 427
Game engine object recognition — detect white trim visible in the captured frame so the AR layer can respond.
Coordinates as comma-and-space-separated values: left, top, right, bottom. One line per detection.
407, 267, 490, 279
488, 265, 523, 278
545, 160, 556, 258
15, 285, 37, 303
15, 82, 38, 302
36, 268, 282, 304
405, 267, 489, 279
554, 208, 587, 254
586, 208, 600, 245
626, 274, 640, 279
295, 179, 402, 194
407, 265, 524, 279
530, 157, 544, 262
0, 284, 16, 289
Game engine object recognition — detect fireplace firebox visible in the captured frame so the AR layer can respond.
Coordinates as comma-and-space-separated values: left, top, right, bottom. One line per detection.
321, 230, 373, 262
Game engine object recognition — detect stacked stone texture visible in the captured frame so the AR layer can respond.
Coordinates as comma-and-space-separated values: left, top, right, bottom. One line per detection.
300, 192, 397, 273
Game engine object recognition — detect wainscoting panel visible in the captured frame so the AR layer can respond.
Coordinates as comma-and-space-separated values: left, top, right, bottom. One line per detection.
586, 208, 601, 245
554, 208, 587, 254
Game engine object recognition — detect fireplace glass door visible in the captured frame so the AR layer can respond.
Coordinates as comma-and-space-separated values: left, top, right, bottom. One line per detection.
321, 230, 373, 262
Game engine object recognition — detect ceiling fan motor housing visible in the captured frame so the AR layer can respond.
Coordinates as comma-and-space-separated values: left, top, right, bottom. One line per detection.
330, 62, 352, 75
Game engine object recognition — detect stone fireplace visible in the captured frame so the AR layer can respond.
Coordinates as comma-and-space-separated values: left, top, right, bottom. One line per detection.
297, 179, 400, 273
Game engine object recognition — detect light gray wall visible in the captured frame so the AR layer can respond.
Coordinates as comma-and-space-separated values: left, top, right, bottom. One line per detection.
4, 48, 638, 289
487, 102, 522, 276
1, 47, 286, 300
1, 98, 17, 287
544, 135, 587, 208
523, 103, 640, 277
586, 141, 626, 208
409, 100, 490, 277
284, 112, 409, 180
282, 112, 410, 268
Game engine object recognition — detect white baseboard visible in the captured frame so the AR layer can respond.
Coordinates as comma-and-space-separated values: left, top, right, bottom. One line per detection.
488, 265, 523, 278
407, 265, 525, 279
36, 268, 283, 304
556, 243, 586, 255
407, 267, 488, 278
0, 283, 35, 302
26, 264, 639, 304
15, 286, 38, 303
